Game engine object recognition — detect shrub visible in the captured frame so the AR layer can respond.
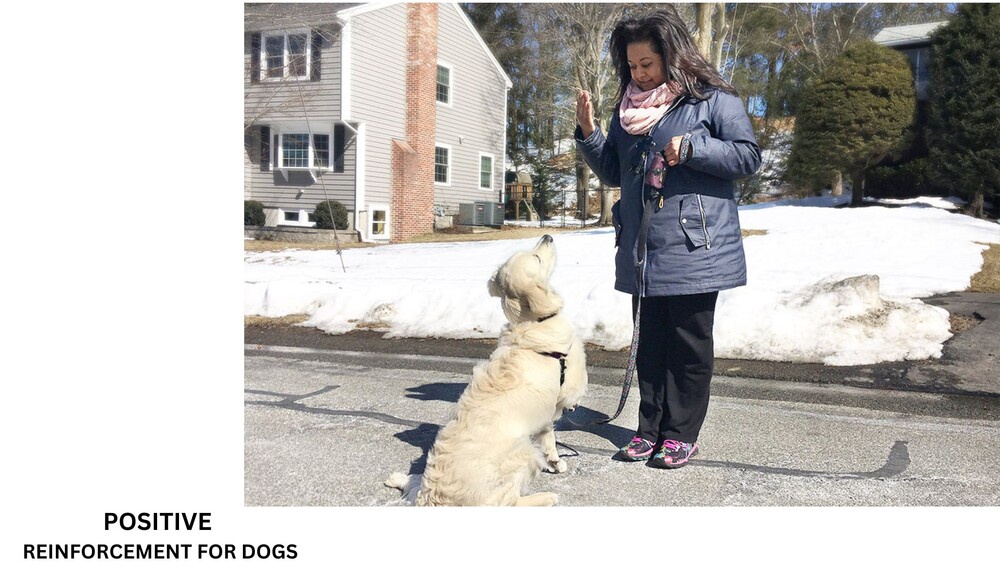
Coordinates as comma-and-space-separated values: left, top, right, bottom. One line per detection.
244, 200, 265, 226
927, 4, 1000, 217
865, 159, 932, 199
314, 200, 349, 230
786, 41, 916, 205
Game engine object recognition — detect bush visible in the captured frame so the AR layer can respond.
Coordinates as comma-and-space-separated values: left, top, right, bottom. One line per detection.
244, 200, 265, 226
314, 200, 349, 230
865, 159, 932, 199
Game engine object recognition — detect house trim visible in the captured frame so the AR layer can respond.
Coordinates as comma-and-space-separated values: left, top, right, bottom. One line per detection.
434, 143, 452, 187
436, 60, 454, 108
478, 151, 495, 191
367, 203, 390, 241
340, 19, 352, 120
259, 28, 313, 83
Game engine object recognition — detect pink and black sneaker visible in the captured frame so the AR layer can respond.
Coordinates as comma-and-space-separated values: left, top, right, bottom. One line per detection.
650, 439, 699, 468
617, 436, 657, 461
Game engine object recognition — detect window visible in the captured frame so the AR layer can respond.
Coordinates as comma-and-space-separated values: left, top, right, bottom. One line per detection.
282, 134, 310, 168
436, 63, 451, 104
372, 209, 387, 236
313, 134, 329, 169
283, 211, 300, 222
479, 154, 494, 189
261, 31, 310, 80
273, 125, 346, 171
434, 145, 450, 184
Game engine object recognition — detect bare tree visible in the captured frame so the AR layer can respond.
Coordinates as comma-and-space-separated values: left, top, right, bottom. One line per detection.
530, 3, 627, 224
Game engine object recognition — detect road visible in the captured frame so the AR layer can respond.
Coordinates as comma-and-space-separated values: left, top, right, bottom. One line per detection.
244, 339, 1000, 507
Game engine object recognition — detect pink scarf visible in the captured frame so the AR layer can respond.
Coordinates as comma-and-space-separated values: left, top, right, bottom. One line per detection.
619, 80, 684, 136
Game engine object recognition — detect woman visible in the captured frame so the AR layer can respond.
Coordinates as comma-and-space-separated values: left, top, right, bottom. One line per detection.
575, 7, 760, 469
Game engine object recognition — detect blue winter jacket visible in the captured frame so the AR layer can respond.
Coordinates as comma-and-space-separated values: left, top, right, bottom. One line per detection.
575, 88, 761, 296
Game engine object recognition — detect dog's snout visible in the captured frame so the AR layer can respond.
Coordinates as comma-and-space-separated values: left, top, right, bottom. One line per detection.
540, 234, 553, 244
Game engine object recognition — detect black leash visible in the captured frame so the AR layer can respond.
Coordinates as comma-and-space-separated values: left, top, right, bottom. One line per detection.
593, 192, 658, 425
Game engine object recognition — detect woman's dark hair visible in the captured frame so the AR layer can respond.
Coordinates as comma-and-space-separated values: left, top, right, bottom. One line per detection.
609, 7, 737, 104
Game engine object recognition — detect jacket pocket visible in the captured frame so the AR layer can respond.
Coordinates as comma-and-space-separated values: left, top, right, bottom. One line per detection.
678, 194, 712, 249
611, 200, 622, 247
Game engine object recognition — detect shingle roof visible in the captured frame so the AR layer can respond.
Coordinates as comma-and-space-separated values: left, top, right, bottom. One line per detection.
244, 3, 364, 32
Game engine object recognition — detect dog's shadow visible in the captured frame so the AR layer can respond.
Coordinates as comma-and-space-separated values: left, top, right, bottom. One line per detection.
395, 383, 463, 475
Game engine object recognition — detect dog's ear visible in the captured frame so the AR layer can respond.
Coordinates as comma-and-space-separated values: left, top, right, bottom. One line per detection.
487, 268, 503, 298
525, 283, 562, 318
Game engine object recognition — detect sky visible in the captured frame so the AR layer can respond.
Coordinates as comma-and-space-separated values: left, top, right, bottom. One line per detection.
245, 194, 1000, 366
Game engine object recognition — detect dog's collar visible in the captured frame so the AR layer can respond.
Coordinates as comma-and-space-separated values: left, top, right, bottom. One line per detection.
538, 351, 567, 386
536, 313, 558, 322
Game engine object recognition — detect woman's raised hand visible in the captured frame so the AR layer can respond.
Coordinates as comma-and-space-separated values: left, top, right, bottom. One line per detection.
577, 90, 595, 138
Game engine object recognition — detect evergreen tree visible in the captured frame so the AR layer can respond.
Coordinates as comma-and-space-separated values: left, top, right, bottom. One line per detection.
786, 41, 915, 204
926, 4, 1000, 218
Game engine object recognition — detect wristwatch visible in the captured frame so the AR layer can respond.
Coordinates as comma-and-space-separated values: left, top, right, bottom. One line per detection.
679, 132, 693, 164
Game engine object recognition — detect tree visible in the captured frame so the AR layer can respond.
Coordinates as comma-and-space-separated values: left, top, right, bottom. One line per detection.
926, 4, 1000, 218
529, 3, 628, 224
786, 41, 916, 205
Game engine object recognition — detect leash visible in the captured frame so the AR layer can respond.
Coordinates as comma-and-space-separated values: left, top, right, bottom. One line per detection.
594, 191, 660, 425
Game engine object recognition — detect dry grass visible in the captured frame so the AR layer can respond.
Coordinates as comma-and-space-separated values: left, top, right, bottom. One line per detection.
244, 240, 373, 252
970, 243, 1000, 293
949, 313, 984, 333
246, 226, 770, 252
244, 314, 309, 327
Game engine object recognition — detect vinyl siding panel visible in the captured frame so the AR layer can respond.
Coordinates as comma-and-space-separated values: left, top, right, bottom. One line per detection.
348, 4, 408, 209
244, 20, 358, 221
433, 4, 508, 213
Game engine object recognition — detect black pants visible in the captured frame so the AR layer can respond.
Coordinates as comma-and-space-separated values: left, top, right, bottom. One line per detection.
632, 292, 718, 444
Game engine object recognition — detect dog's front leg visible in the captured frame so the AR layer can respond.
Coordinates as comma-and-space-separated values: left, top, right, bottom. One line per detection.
536, 424, 567, 474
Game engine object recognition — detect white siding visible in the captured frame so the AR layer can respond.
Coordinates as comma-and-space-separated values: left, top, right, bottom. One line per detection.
433, 4, 508, 213
348, 3, 408, 209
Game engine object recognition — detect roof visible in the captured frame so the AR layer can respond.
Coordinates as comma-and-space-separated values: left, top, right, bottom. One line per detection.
244, 3, 363, 32
873, 21, 948, 47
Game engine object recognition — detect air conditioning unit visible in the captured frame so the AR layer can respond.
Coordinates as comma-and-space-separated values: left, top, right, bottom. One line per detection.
459, 202, 487, 226
482, 202, 505, 226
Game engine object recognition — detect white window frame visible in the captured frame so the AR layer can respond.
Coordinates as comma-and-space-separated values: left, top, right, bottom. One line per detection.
436, 61, 454, 107
260, 28, 311, 82
368, 204, 390, 240
275, 132, 333, 171
276, 208, 316, 228
478, 152, 495, 191
434, 143, 452, 186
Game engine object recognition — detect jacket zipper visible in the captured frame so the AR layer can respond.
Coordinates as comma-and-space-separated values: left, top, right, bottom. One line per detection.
696, 194, 712, 250
638, 94, 688, 296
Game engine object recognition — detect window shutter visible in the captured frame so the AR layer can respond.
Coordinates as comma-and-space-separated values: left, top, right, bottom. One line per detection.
310, 30, 321, 81
259, 126, 270, 172
334, 124, 345, 172
250, 33, 261, 83
273, 134, 279, 168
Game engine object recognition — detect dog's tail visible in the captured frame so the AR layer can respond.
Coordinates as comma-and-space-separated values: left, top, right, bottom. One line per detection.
385, 472, 422, 505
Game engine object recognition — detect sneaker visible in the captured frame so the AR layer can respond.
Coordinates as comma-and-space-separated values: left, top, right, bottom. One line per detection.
617, 436, 657, 461
650, 439, 699, 468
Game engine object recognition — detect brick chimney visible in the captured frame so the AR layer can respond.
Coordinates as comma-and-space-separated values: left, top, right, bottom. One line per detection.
391, 3, 438, 242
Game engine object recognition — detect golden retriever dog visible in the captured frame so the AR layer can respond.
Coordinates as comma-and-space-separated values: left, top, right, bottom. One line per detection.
386, 235, 587, 506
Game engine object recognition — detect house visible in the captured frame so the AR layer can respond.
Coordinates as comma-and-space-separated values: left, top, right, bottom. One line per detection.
873, 21, 947, 101
244, 2, 512, 242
